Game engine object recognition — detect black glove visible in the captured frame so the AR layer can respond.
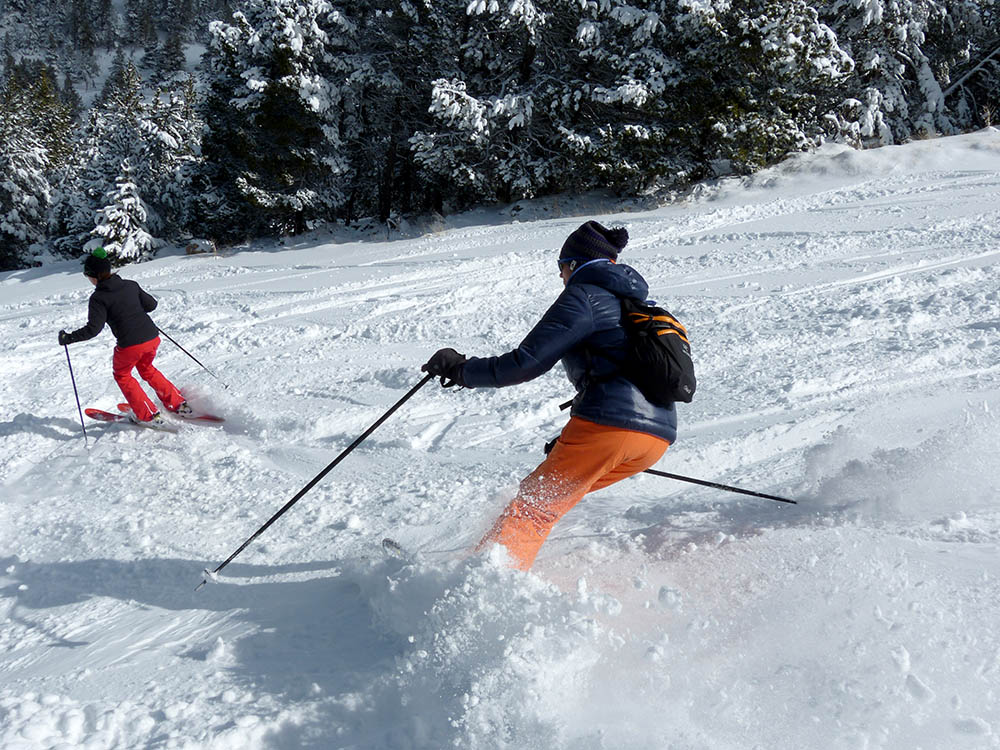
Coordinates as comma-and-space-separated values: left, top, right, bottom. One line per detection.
543, 437, 558, 455
421, 347, 468, 388
58, 330, 72, 346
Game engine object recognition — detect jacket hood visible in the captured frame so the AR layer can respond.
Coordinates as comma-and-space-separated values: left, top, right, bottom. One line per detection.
96, 274, 124, 291
568, 260, 648, 301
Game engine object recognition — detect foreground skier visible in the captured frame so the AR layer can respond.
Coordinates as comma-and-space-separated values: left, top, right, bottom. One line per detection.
422, 221, 677, 570
59, 248, 191, 426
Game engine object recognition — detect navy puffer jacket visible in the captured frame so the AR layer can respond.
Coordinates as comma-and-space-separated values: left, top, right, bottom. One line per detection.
461, 259, 677, 443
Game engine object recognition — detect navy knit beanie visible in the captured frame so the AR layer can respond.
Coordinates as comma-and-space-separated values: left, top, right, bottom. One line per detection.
559, 221, 629, 263
83, 247, 112, 278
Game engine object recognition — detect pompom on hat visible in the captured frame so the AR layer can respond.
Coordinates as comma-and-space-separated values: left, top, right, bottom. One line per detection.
83, 247, 112, 278
558, 221, 629, 263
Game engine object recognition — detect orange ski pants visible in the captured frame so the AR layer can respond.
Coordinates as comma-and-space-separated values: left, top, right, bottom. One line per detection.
112, 337, 184, 421
476, 417, 670, 570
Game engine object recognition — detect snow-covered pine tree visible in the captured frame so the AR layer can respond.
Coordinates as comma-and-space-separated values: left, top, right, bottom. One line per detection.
0, 58, 80, 267
98, 48, 134, 107
4, 0, 997, 271
0, 90, 51, 270
356, 0, 472, 218
124, 0, 158, 51
410, 0, 560, 207
553, 0, 687, 193
95, 0, 115, 49
51, 108, 115, 258
199, 0, 350, 238
89, 159, 154, 261
681, 0, 854, 173
938, 5, 1000, 130
144, 76, 203, 237
409, 0, 682, 208
65, 0, 98, 57
822, 0, 984, 143
163, 0, 197, 37
411, 0, 853, 203
5, 59, 75, 168
60, 72, 84, 120
52, 56, 161, 258
559, 0, 855, 185
149, 31, 187, 80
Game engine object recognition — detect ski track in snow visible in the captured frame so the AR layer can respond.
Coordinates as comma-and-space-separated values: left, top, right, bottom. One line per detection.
1, 131, 999, 748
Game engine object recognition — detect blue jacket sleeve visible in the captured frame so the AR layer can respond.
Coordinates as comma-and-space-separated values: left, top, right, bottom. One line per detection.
462, 285, 596, 388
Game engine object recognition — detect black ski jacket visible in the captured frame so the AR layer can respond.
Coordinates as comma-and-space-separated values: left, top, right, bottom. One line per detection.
65, 274, 160, 348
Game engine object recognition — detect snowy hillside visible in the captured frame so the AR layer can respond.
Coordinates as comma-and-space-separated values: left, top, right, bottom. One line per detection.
2, 130, 1000, 749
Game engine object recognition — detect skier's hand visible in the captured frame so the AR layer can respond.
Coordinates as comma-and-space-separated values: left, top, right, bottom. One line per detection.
543, 437, 558, 455
58, 330, 71, 346
422, 347, 468, 388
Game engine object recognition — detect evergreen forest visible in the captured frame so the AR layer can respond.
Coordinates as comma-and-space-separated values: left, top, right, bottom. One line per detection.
1, 0, 998, 270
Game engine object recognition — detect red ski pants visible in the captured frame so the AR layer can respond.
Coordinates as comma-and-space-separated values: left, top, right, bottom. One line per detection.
476, 417, 670, 570
112, 337, 184, 421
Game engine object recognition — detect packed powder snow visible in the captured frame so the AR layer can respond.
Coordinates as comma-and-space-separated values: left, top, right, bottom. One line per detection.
2, 130, 1000, 749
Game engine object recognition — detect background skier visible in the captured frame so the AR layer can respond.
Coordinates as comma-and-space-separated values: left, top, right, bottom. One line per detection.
58, 248, 190, 426
422, 221, 677, 570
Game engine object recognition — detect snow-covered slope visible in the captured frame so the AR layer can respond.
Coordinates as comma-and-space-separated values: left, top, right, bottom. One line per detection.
2, 130, 1000, 749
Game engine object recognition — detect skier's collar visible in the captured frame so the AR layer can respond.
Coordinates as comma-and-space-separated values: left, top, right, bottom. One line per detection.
568, 258, 613, 282
95, 273, 120, 289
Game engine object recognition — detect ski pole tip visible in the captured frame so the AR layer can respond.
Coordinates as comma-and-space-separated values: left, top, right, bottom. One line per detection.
195, 567, 220, 591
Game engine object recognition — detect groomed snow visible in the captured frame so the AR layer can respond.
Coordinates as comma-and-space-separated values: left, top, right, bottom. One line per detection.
2, 130, 1000, 749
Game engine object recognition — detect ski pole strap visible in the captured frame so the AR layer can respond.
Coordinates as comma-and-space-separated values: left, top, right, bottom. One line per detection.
559, 399, 573, 411
644, 467, 797, 504
196, 372, 435, 590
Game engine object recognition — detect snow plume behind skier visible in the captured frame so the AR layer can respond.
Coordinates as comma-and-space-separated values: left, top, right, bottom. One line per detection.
422, 221, 678, 570
59, 247, 191, 426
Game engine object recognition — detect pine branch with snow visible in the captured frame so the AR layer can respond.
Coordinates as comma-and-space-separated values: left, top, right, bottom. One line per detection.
89, 160, 155, 262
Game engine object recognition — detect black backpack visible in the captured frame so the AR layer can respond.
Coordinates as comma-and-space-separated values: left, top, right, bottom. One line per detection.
590, 297, 696, 405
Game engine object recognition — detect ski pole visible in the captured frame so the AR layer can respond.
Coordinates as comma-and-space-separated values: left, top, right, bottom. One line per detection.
156, 326, 230, 389
64, 345, 88, 446
196, 373, 435, 590
552, 403, 796, 503
643, 467, 797, 504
